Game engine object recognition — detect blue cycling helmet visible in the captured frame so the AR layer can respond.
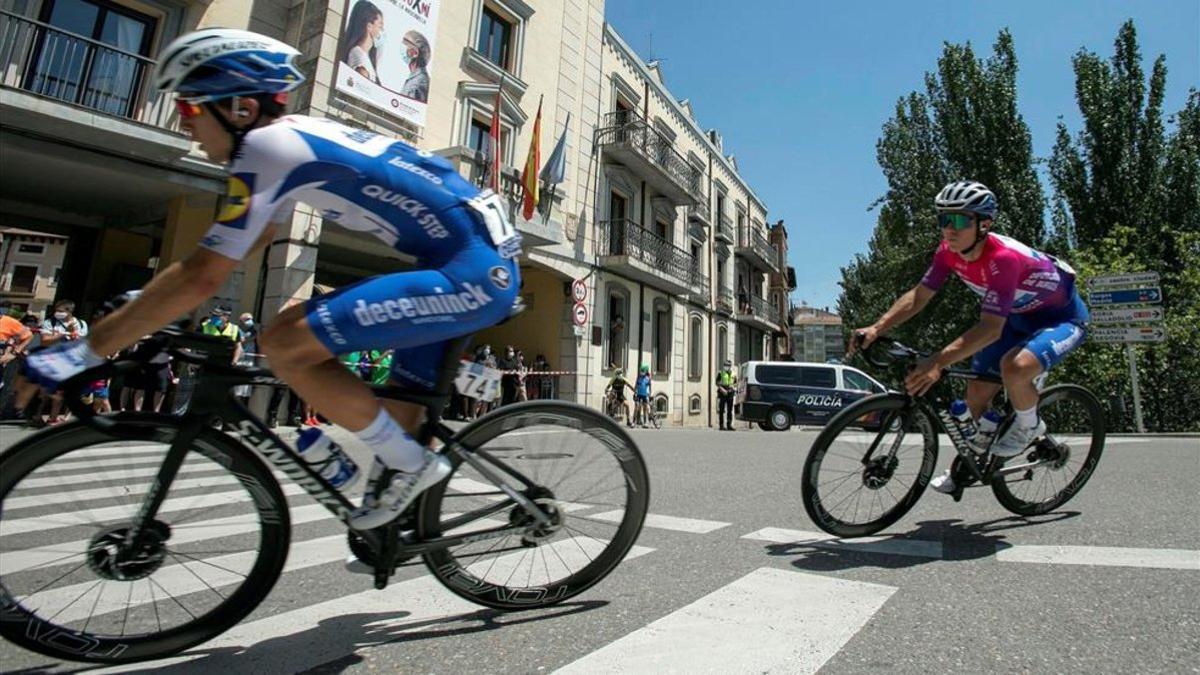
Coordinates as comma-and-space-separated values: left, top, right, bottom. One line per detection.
935, 180, 997, 220
154, 28, 304, 102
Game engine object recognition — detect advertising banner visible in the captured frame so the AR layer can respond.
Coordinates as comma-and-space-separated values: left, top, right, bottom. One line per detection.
334, 0, 440, 127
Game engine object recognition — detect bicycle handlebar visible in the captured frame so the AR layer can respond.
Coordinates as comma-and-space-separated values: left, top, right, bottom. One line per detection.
853, 333, 925, 369
60, 326, 240, 431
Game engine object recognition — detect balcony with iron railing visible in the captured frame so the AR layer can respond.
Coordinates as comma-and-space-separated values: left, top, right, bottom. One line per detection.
716, 283, 735, 315
595, 110, 704, 206
687, 202, 711, 227
735, 226, 780, 272
688, 268, 710, 304
715, 211, 735, 243
432, 145, 564, 247
736, 293, 783, 333
600, 219, 701, 296
0, 10, 188, 157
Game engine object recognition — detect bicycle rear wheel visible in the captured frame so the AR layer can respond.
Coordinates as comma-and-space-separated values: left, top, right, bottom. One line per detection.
0, 417, 290, 664
802, 394, 938, 537
991, 384, 1105, 515
420, 401, 649, 610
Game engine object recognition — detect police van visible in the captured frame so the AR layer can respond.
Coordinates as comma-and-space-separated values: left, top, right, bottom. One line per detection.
736, 361, 889, 431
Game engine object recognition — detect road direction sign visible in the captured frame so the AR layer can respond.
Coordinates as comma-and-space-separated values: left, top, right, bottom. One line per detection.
1087, 272, 1160, 290
571, 279, 588, 303
572, 302, 589, 327
1090, 326, 1166, 343
1090, 306, 1165, 325
1089, 286, 1161, 306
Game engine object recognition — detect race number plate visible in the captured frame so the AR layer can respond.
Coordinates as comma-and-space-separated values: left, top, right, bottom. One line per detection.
455, 359, 501, 402
467, 190, 523, 259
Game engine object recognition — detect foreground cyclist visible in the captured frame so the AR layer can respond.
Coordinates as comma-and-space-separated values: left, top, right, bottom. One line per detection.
849, 180, 1088, 493
19, 29, 521, 529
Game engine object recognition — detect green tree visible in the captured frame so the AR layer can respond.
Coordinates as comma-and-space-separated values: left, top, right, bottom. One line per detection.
1049, 21, 1199, 431
840, 30, 1046, 354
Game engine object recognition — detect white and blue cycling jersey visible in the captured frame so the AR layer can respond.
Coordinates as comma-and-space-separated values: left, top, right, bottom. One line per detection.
200, 115, 522, 391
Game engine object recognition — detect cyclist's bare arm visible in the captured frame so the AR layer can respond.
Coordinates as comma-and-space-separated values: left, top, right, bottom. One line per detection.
89, 224, 277, 357
849, 283, 935, 355
929, 313, 1005, 368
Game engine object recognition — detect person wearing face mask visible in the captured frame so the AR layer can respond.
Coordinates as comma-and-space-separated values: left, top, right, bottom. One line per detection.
38, 301, 88, 425
340, 0, 382, 83
399, 30, 431, 103
497, 345, 519, 406
200, 307, 243, 363
233, 312, 259, 405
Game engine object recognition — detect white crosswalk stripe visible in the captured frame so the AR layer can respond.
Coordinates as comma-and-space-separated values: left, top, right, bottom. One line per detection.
555, 567, 896, 674
994, 543, 1200, 570
590, 510, 730, 534
0, 483, 311, 536
742, 526, 944, 558
90, 540, 657, 674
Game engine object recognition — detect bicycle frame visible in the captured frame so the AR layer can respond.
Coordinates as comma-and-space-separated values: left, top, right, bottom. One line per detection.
64, 331, 555, 567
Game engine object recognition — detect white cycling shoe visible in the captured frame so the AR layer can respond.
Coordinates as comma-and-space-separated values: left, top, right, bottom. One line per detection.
990, 419, 1047, 458
349, 451, 452, 531
929, 470, 957, 494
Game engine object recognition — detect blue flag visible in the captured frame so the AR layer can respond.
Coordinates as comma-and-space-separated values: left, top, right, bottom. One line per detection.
539, 112, 570, 185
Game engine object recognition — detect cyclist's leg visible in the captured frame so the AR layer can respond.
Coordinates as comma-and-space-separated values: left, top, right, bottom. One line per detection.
1001, 298, 1088, 413
966, 321, 1022, 417
263, 240, 518, 441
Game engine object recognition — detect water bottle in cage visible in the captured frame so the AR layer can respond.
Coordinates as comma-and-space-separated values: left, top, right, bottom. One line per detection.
948, 399, 977, 446
296, 428, 359, 488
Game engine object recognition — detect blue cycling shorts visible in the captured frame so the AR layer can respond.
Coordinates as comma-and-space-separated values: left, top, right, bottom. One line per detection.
305, 238, 519, 391
971, 287, 1089, 377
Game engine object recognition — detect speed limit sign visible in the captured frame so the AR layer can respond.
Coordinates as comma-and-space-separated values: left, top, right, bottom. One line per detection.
571, 279, 588, 303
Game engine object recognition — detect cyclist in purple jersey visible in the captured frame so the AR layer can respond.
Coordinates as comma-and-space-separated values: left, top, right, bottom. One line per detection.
850, 181, 1088, 493
20, 29, 522, 528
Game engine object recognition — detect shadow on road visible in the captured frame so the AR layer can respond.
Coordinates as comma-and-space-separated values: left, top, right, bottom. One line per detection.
762, 511, 1081, 572
78, 599, 607, 674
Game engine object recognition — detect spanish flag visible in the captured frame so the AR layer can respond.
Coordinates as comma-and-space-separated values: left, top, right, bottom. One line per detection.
520, 95, 543, 221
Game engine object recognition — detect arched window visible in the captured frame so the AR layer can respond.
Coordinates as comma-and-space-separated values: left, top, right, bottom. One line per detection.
652, 297, 672, 374
717, 324, 728, 367
606, 285, 630, 370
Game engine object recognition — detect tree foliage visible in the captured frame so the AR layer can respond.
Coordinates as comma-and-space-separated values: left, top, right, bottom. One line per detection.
839, 30, 1046, 361
840, 21, 1199, 431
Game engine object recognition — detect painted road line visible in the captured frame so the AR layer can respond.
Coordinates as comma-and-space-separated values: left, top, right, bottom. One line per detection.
448, 477, 595, 512
1, 504, 335, 575
555, 567, 896, 674
2, 474, 245, 511
995, 544, 1200, 570
22, 534, 352, 627
15, 459, 227, 490
742, 527, 943, 559
45, 444, 175, 460
0, 483, 311, 535
94, 540, 656, 674
589, 510, 730, 534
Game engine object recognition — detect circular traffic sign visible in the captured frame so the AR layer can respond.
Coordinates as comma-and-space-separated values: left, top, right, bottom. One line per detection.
571, 279, 588, 303
572, 302, 589, 327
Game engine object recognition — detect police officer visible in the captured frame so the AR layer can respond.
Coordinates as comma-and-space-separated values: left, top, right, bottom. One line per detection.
716, 359, 737, 431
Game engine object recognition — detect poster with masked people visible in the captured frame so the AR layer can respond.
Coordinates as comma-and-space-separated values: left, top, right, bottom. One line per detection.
335, 0, 439, 127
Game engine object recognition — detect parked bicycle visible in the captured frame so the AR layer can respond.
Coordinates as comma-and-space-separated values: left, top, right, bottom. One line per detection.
632, 401, 661, 429
801, 335, 1105, 538
0, 327, 649, 664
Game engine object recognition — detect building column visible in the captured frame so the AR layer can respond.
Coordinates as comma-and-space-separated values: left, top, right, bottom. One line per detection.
259, 205, 319, 318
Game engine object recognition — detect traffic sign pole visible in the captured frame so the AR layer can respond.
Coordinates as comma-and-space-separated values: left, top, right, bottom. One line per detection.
1127, 343, 1146, 433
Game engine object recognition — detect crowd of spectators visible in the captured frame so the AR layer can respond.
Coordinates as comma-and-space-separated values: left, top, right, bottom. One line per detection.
1, 299, 561, 429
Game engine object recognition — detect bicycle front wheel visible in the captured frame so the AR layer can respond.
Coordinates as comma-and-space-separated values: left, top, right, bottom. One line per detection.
802, 394, 938, 537
991, 384, 1106, 515
420, 401, 649, 610
0, 417, 290, 664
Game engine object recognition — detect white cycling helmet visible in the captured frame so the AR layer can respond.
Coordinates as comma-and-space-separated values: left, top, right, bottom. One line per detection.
154, 28, 304, 103
934, 180, 998, 219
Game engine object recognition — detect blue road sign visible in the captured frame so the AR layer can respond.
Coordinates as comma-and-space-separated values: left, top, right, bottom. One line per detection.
1089, 287, 1161, 307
